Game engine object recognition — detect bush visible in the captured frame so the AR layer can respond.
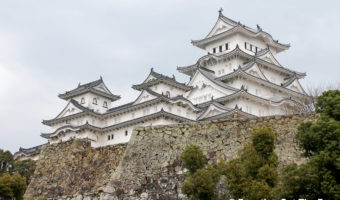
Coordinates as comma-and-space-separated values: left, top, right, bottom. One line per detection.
223, 126, 278, 200
180, 144, 206, 174
182, 167, 217, 200
278, 90, 340, 199
0, 173, 27, 200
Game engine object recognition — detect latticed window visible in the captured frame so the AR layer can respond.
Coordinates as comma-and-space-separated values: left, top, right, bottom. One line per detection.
93, 98, 97, 105
103, 101, 107, 108
81, 97, 85, 104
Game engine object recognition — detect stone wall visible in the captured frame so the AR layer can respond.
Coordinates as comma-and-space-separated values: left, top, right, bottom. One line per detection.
101, 114, 317, 200
25, 114, 317, 200
24, 139, 127, 199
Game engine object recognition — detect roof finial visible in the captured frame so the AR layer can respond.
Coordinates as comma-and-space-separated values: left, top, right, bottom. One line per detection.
218, 8, 223, 16
256, 24, 262, 31
211, 96, 214, 102
151, 67, 154, 72
100, 76, 103, 80
78, 82, 81, 87
235, 104, 239, 109
172, 74, 176, 80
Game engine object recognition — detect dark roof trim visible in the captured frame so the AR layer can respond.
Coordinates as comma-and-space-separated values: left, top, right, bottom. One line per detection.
43, 91, 200, 126
192, 13, 290, 51
216, 68, 308, 97
178, 46, 306, 77
41, 110, 195, 139
132, 78, 192, 91
197, 68, 238, 92
200, 108, 256, 121
58, 78, 120, 101
14, 144, 45, 156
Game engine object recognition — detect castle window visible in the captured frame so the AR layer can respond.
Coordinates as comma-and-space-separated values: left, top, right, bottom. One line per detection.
255, 47, 258, 53
219, 45, 222, 52
108, 135, 110, 140
225, 43, 229, 50
166, 91, 170, 97
81, 97, 85, 104
213, 48, 216, 53
111, 134, 114, 139
103, 101, 108, 108
125, 130, 128, 136
93, 98, 97, 105
250, 44, 253, 51
244, 42, 247, 49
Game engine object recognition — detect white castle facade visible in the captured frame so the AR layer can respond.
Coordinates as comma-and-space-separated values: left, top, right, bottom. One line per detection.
14, 10, 309, 160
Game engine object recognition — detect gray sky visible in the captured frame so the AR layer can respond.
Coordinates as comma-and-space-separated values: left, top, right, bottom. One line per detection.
1, 0, 340, 153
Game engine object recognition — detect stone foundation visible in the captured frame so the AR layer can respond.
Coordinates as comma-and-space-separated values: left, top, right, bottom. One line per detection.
24, 139, 127, 199
25, 114, 317, 199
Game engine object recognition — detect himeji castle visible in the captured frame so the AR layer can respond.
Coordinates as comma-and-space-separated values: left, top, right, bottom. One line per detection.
15, 10, 309, 160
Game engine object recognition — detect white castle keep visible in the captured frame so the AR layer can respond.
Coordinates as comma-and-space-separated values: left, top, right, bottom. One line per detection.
14, 10, 309, 160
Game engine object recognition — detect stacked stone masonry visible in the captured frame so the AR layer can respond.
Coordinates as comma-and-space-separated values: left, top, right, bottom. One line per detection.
25, 114, 317, 200
24, 139, 127, 199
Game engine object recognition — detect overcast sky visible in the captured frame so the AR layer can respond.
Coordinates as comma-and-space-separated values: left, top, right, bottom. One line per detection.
1, 0, 340, 153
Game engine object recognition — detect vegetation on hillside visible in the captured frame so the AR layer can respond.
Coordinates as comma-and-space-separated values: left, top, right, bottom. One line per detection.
181, 90, 340, 200
277, 90, 340, 200
0, 149, 36, 200
181, 126, 278, 200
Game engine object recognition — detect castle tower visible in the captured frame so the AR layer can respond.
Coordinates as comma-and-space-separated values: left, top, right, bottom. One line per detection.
178, 9, 309, 118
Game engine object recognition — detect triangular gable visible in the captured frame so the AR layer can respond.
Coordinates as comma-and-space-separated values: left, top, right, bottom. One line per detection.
143, 73, 157, 83
56, 101, 84, 119
185, 85, 229, 105
206, 18, 234, 38
133, 90, 158, 105
245, 63, 268, 80
286, 79, 306, 94
257, 50, 281, 66
197, 103, 230, 120
188, 70, 235, 93
94, 82, 112, 94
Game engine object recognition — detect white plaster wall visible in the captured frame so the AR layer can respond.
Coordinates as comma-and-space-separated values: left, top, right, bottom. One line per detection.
225, 78, 287, 100
149, 83, 186, 98
202, 57, 246, 77
94, 117, 180, 147
205, 33, 268, 56
73, 93, 112, 114
259, 66, 286, 85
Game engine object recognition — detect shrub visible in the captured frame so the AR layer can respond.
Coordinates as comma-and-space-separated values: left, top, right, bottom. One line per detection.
180, 144, 206, 174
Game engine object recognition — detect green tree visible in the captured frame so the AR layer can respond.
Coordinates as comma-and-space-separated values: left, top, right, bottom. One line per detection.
12, 159, 36, 184
278, 90, 340, 199
180, 144, 206, 174
0, 173, 13, 200
223, 126, 278, 200
0, 148, 36, 199
181, 145, 219, 200
0, 149, 13, 175
0, 173, 27, 200
182, 167, 218, 200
